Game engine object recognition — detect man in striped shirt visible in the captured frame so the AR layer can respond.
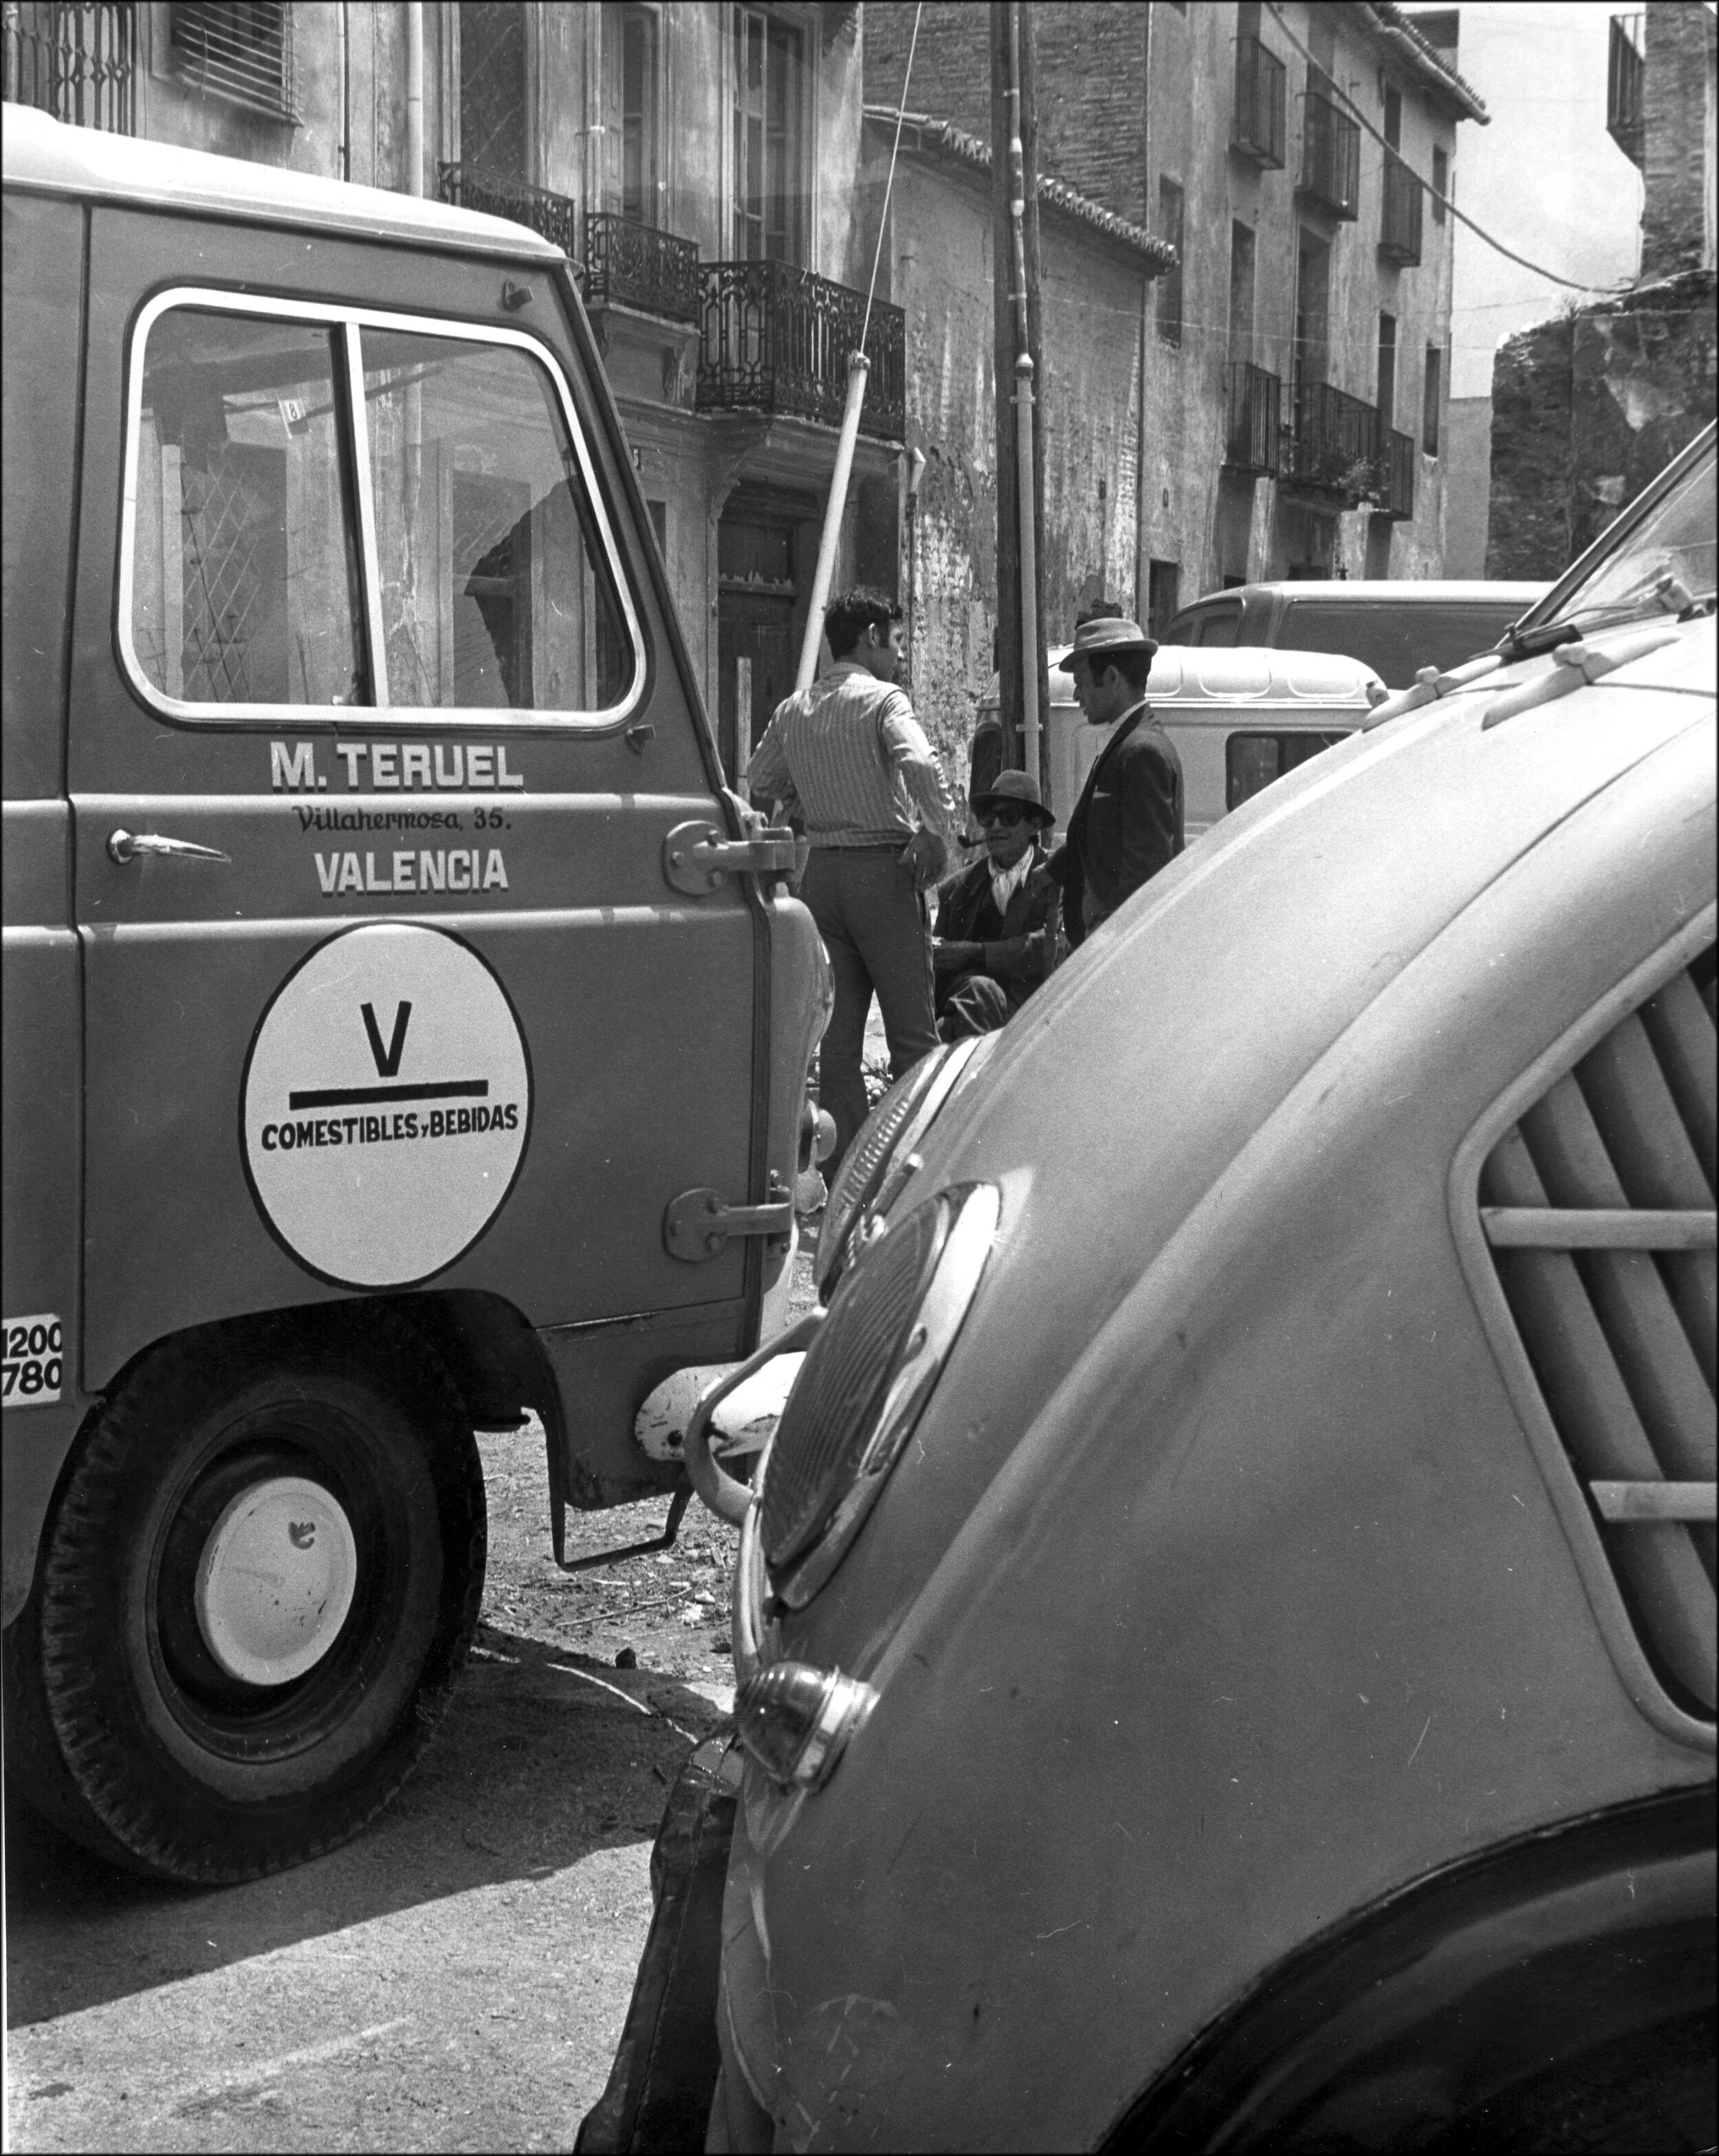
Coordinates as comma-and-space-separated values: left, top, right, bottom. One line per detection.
747, 589, 956, 1173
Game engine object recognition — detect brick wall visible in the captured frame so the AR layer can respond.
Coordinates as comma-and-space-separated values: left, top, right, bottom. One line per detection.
866, 1, 1150, 224
1641, 0, 1717, 282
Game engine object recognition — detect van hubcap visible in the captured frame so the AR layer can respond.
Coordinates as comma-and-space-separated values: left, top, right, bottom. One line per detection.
193, 1476, 359, 1686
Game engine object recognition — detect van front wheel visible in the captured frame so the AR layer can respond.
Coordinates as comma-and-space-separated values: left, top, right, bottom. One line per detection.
3, 1310, 485, 1884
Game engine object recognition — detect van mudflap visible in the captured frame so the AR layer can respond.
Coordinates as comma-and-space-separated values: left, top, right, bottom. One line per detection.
575, 1734, 740, 2153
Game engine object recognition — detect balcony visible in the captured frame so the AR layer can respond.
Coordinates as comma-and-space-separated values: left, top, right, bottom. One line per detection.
697, 260, 906, 442
1224, 362, 1282, 477
1298, 87, 1361, 220
584, 212, 701, 324
1382, 428, 1416, 521
436, 163, 580, 257
1231, 35, 1286, 168
1282, 380, 1382, 508
1607, 13, 1645, 168
1379, 155, 1423, 268
3, 0, 133, 133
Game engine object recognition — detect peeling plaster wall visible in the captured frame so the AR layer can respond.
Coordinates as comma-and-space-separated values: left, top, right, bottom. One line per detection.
1487, 269, 1717, 578
882, 151, 1147, 799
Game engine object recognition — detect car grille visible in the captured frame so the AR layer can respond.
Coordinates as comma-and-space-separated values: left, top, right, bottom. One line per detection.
763, 1198, 947, 1571
1478, 945, 1716, 1720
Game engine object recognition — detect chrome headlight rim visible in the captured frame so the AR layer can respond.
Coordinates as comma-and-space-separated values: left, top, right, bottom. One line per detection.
771, 1179, 1001, 1611
813, 1038, 983, 1298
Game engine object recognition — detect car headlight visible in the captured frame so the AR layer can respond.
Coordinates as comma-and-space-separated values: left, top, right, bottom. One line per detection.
813, 1037, 987, 1297
766, 1182, 1000, 1609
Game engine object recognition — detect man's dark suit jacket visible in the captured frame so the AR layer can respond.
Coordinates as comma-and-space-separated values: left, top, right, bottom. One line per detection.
1052, 704, 1184, 948
934, 838, 1058, 1014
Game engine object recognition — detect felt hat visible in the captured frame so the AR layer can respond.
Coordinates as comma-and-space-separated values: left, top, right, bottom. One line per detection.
970, 767, 1054, 826
1055, 616, 1158, 671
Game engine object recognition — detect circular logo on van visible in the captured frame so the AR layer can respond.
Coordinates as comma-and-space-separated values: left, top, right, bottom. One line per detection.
241, 925, 531, 1289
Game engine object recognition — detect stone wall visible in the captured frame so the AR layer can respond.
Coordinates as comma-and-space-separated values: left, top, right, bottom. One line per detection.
1486, 268, 1717, 578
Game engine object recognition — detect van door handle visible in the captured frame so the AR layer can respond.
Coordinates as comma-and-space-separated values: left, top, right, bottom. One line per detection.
107, 829, 231, 865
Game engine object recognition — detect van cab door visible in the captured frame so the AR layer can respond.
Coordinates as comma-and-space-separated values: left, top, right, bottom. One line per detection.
70, 208, 765, 1388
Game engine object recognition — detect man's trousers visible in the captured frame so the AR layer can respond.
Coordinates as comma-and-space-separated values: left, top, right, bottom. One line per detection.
802, 845, 939, 1173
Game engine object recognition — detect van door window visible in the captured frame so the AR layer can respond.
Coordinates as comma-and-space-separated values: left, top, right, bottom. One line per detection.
360, 329, 630, 712
122, 297, 641, 723
1226, 730, 1347, 811
131, 311, 365, 707
1194, 604, 1242, 648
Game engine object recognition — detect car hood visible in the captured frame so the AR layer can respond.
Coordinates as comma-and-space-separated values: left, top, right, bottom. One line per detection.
780, 617, 1717, 1675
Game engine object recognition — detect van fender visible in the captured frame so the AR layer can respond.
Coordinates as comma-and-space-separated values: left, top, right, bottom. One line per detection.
1100, 1786, 1715, 2153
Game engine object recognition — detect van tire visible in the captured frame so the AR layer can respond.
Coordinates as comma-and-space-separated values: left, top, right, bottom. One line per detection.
3, 1309, 485, 1884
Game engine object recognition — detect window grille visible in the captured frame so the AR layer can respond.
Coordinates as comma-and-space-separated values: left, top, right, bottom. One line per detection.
459, 0, 527, 181
169, 2, 294, 120
3, 0, 135, 133
1475, 946, 1717, 1724
1156, 177, 1184, 347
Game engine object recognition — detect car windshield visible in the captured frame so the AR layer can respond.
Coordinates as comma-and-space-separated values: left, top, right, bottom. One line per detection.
1522, 433, 1716, 640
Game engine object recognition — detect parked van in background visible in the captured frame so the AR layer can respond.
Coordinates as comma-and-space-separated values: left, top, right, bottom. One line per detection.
972, 644, 1385, 838
1164, 578, 1551, 686
1, 111, 826, 1884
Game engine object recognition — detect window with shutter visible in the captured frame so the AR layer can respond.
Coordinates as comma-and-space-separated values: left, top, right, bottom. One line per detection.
168, 2, 294, 120
1462, 937, 1716, 1738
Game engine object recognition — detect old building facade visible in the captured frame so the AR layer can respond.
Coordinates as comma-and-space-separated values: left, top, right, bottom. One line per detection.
869, 2, 1483, 646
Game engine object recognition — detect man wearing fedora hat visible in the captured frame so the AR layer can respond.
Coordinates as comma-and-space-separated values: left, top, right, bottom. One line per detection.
1040, 612, 1183, 946
932, 768, 1062, 1040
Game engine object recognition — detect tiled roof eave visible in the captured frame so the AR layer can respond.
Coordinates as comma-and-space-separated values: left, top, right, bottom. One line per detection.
1362, 3, 1489, 122
862, 108, 1177, 273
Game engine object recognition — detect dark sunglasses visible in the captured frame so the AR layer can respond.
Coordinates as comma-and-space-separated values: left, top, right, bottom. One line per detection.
978, 803, 1031, 828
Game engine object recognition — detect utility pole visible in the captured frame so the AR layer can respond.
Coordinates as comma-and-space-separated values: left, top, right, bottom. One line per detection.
989, 1, 1049, 790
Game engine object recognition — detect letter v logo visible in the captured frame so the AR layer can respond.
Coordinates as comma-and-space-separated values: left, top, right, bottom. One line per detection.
360, 1000, 412, 1078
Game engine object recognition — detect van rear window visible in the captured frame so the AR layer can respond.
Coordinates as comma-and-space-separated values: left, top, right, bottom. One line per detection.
1226, 731, 1348, 812
123, 296, 639, 723
1275, 601, 1524, 684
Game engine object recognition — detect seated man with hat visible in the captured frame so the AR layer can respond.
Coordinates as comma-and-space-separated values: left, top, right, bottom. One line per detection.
932, 768, 1062, 1041
1040, 612, 1183, 948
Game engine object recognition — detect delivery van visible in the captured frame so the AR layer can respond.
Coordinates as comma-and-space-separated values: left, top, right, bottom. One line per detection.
972, 642, 1386, 839
1, 109, 826, 1884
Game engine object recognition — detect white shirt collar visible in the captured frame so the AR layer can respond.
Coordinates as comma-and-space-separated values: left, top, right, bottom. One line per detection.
989, 847, 1035, 913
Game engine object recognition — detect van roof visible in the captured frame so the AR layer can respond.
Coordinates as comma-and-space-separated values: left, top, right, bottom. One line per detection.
1178, 580, 1552, 607
1044, 642, 1383, 704
0, 106, 562, 264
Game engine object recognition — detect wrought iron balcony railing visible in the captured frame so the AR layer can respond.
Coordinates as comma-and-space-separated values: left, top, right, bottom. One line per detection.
1383, 427, 1416, 521
1606, 13, 1645, 168
697, 259, 906, 442
436, 162, 580, 257
584, 211, 701, 323
1379, 154, 1423, 267
1224, 362, 1282, 477
1298, 87, 1361, 219
1282, 380, 1382, 508
3, 0, 133, 133
1232, 35, 1286, 168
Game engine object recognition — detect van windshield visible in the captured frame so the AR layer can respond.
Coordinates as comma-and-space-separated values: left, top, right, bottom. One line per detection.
1275, 601, 1531, 685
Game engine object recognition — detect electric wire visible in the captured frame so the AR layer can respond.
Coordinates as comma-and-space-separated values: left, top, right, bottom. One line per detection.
1263, 1, 1635, 297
